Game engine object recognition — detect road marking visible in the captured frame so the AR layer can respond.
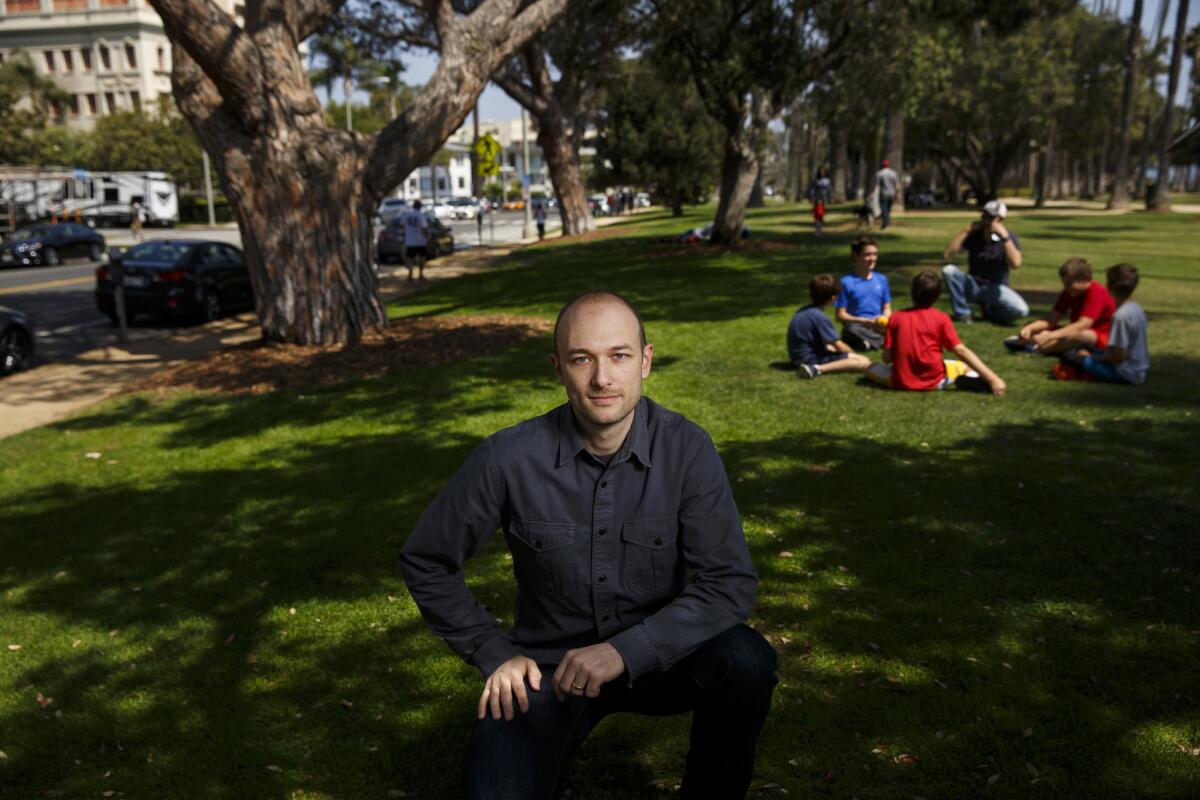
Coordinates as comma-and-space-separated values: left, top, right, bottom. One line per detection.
36, 319, 109, 337
0, 275, 94, 295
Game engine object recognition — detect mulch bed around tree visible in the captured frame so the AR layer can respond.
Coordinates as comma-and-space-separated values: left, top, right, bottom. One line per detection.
132, 314, 551, 396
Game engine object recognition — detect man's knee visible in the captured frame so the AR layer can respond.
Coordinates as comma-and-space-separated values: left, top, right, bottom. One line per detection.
942, 264, 961, 279
692, 624, 779, 697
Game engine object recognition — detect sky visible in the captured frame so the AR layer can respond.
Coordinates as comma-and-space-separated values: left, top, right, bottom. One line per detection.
350, 0, 1198, 123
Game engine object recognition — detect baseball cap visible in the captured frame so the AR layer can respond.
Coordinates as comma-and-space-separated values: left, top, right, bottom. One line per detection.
881, 159, 890, 167
982, 200, 1008, 219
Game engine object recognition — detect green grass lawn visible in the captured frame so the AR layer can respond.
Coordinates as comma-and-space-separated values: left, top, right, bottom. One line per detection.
2, 204, 1198, 799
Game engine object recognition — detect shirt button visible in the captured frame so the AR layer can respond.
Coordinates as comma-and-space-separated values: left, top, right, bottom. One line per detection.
534, 540, 543, 550
598, 528, 606, 536
602, 614, 611, 622
654, 537, 662, 545
600, 481, 607, 488
598, 574, 607, 583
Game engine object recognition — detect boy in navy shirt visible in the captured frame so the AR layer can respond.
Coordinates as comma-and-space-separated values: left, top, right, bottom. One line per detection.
788, 274, 872, 379
835, 236, 892, 350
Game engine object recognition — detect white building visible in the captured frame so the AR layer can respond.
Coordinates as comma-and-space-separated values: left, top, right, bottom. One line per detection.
392, 141, 474, 202
0, 0, 239, 130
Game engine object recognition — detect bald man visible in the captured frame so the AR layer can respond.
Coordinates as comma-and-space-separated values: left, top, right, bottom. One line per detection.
401, 292, 777, 800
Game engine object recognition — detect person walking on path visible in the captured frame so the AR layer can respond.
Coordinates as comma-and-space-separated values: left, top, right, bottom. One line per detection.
808, 167, 832, 236
942, 200, 1029, 324
535, 202, 547, 240
130, 202, 145, 241
401, 291, 777, 800
873, 159, 900, 229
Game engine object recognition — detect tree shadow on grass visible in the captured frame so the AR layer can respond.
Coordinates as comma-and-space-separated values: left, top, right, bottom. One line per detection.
719, 418, 1200, 797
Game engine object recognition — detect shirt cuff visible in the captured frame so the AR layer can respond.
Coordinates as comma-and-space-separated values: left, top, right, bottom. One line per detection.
607, 624, 659, 684
470, 633, 521, 677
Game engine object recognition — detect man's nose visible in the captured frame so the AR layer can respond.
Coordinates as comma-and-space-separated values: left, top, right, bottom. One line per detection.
591, 360, 612, 387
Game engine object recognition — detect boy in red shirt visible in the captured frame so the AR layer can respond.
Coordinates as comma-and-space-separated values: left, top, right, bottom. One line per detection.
1007, 257, 1115, 354
866, 270, 1006, 395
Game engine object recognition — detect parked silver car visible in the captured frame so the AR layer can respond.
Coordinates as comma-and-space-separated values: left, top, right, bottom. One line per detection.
377, 198, 410, 225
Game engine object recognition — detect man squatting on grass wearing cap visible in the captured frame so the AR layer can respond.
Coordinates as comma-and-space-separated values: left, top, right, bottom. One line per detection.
400, 291, 778, 800
942, 200, 1030, 325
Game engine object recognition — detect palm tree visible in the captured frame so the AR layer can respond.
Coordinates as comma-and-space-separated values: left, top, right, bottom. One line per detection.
307, 34, 364, 131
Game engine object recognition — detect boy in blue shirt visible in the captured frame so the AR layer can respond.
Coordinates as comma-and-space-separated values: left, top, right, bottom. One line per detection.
788, 274, 872, 379
835, 235, 892, 350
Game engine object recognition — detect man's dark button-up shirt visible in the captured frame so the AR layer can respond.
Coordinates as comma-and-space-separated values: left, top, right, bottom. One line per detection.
400, 397, 758, 681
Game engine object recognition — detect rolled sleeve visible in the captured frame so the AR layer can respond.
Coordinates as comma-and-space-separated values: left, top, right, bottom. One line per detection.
607, 433, 757, 682
399, 438, 509, 676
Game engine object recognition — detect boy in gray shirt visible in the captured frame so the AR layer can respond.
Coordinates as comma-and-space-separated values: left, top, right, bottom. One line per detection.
1054, 263, 1149, 384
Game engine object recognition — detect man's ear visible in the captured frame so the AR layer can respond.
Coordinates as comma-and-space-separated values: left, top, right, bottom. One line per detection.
640, 344, 654, 379
550, 353, 565, 385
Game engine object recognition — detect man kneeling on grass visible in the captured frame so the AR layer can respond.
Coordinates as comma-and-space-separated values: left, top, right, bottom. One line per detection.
788, 273, 872, 379
401, 291, 777, 800
867, 270, 1006, 395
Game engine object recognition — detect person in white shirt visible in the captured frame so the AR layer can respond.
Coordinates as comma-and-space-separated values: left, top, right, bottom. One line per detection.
400, 200, 431, 281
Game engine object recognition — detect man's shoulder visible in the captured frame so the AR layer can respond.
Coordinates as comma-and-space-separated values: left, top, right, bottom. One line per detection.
484, 407, 562, 460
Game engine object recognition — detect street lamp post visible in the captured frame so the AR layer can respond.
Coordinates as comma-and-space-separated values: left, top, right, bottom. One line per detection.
521, 109, 533, 239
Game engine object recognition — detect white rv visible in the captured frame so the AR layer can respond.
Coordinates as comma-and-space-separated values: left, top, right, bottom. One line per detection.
0, 169, 179, 228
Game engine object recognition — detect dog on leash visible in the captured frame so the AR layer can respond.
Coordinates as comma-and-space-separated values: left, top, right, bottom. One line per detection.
852, 204, 874, 229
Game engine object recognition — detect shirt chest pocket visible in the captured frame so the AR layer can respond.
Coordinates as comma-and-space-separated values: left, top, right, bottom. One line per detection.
508, 519, 576, 595
621, 517, 679, 600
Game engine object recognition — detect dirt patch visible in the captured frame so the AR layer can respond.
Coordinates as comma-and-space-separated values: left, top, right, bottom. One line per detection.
131, 314, 551, 396
647, 239, 800, 259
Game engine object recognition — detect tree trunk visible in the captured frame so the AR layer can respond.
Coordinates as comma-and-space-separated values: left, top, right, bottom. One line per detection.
1035, 125, 1055, 208
1149, 0, 1190, 210
1107, 0, 1139, 213
535, 109, 594, 235
149, 0, 568, 345
711, 131, 758, 244
883, 107, 905, 211
747, 164, 765, 208
1082, 151, 1094, 199
829, 124, 847, 203
671, 187, 684, 216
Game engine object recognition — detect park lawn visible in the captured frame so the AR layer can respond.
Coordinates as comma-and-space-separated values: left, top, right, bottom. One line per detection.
1, 204, 1198, 799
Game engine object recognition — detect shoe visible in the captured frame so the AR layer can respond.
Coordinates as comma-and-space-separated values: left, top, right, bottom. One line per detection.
952, 313, 973, 324
797, 364, 817, 379
1004, 335, 1036, 353
1052, 363, 1079, 381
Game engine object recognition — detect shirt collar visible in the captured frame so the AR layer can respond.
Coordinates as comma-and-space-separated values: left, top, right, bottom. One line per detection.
555, 398, 652, 469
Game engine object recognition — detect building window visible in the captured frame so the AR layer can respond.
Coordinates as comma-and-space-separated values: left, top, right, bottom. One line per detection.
125, 44, 137, 70
54, 0, 88, 10
44, 51, 56, 73
0, 54, 5, 66
104, 92, 117, 113
100, 47, 112, 71
86, 94, 97, 115
7, 0, 41, 13
157, 47, 165, 71
81, 49, 92, 72
130, 91, 141, 112
62, 51, 74, 73
68, 96, 80, 116
101, 0, 130, 6
409, 179, 417, 191
438, 177, 447, 191
458, 177, 465, 189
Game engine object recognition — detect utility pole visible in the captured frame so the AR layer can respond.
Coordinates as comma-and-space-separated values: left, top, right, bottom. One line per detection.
202, 149, 216, 226
522, 109, 533, 239
472, 103, 481, 199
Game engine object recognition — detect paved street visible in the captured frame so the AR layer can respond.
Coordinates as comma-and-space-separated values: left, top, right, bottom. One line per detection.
0, 210, 558, 369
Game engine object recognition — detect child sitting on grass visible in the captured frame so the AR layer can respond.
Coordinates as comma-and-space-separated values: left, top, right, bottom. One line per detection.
788, 274, 873, 379
866, 270, 1006, 395
1006, 257, 1115, 355
835, 236, 892, 351
1054, 263, 1149, 384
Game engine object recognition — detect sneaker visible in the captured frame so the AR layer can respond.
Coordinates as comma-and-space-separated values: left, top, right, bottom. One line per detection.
797, 364, 817, 379
1052, 363, 1079, 381
952, 313, 974, 324
1004, 335, 1036, 353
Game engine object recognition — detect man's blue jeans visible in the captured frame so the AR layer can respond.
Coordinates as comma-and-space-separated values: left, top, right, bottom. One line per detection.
942, 265, 1029, 323
463, 624, 778, 800
879, 195, 895, 228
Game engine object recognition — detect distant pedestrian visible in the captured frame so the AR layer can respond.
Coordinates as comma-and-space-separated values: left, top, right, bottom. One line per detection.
535, 202, 546, 240
873, 159, 899, 229
808, 167, 832, 236
130, 201, 144, 241
400, 199, 430, 281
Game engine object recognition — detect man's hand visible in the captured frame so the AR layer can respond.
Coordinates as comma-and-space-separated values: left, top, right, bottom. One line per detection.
552, 643, 625, 700
991, 220, 1010, 239
478, 655, 542, 721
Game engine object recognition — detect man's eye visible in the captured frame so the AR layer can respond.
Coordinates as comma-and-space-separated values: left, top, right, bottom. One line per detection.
612, 353, 629, 360
572, 356, 590, 365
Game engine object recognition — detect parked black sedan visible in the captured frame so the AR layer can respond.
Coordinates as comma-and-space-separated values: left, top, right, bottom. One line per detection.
0, 223, 106, 267
1, 305, 34, 376
376, 212, 455, 265
95, 240, 254, 325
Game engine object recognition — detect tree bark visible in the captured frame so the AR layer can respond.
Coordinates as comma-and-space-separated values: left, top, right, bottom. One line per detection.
711, 131, 759, 244
1107, 0, 1140, 211
829, 123, 847, 203
1148, 0, 1190, 211
1035, 125, 1055, 208
882, 107, 905, 211
747, 164, 765, 208
150, 0, 567, 345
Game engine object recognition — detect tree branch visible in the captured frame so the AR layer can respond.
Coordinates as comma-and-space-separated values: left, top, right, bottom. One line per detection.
245, 0, 349, 43
149, 0, 269, 127
494, 59, 551, 117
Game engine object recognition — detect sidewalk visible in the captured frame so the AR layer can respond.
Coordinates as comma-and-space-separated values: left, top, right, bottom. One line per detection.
0, 212, 644, 439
